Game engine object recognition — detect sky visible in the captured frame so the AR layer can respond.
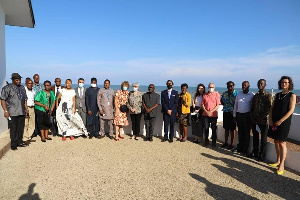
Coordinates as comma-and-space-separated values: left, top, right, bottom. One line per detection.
5, 0, 300, 89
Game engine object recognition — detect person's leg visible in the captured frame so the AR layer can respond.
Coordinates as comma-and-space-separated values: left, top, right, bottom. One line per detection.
108, 120, 114, 137
236, 113, 244, 152
40, 130, 45, 141
179, 124, 183, 140
115, 125, 120, 140
243, 113, 252, 154
278, 141, 287, 172
183, 125, 188, 141
210, 117, 217, 145
145, 117, 150, 139
252, 123, 259, 156
224, 129, 229, 145
135, 113, 142, 138
230, 130, 236, 146
99, 118, 105, 136
169, 114, 176, 141
258, 123, 268, 160
203, 116, 210, 144
10, 116, 19, 149
163, 114, 170, 140
45, 129, 49, 139
274, 140, 280, 164
149, 117, 156, 140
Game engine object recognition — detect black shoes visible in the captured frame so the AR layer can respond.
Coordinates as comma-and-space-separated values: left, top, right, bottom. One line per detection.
221, 143, 228, 148
11, 147, 18, 150
169, 139, 173, 143
18, 143, 29, 147
161, 138, 168, 142
211, 143, 217, 147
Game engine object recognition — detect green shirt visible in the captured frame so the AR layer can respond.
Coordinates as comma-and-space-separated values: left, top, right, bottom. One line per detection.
34, 90, 56, 112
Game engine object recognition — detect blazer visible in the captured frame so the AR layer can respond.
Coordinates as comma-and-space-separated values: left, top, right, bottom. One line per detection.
75, 87, 86, 112
50, 85, 65, 96
161, 89, 178, 115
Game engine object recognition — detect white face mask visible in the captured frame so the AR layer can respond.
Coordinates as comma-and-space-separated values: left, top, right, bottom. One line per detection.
122, 87, 128, 91
91, 84, 97, 88
78, 83, 84, 88
133, 87, 138, 92
208, 88, 214, 92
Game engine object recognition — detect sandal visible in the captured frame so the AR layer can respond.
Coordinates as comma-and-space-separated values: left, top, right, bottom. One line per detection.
46, 137, 52, 140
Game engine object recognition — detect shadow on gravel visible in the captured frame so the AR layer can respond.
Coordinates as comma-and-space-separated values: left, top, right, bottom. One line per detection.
189, 173, 258, 200
19, 183, 40, 200
201, 153, 300, 200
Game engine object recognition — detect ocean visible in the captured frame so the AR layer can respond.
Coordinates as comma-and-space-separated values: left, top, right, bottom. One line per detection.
72, 84, 300, 114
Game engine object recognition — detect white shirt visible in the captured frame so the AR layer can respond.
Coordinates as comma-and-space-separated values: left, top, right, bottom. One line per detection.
55, 86, 62, 96
233, 91, 254, 117
25, 87, 36, 107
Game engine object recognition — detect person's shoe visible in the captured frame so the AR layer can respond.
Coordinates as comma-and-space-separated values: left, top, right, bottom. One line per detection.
70, 136, 75, 140
232, 147, 238, 152
89, 136, 93, 139
221, 143, 228, 148
169, 139, 173, 143
144, 138, 148, 141
97, 135, 105, 139
246, 153, 254, 158
161, 138, 168, 142
277, 170, 284, 175
11, 147, 18, 150
134, 137, 139, 141
24, 140, 31, 145
82, 135, 87, 138
108, 135, 114, 140
18, 143, 28, 147
149, 137, 153, 142
29, 139, 36, 142
118, 134, 124, 139
211, 143, 217, 147
227, 145, 234, 150
41, 140, 46, 143
46, 137, 52, 140
180, 139, 186, 142
114, 138, 119, 141
269, 163, 279, 167
204, 141, 209, 146
62, 137, 67, 141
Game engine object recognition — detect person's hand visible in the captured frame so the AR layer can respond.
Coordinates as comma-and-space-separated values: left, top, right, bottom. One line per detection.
207, 111, 212, 117
25, 110, 29, 118
145, 108, 150, 113
167, 110, 172, 115
4, 111, 9, 119
269, 120, 273, 127
182, 100, 186, 105
48, 110, 52, 116
100, 110, 104, 115
195, 110, 199, 113
73, 108, 76, 114
88, 111, 92, 116
131, 108, 136, 113
44, 105, 49, 111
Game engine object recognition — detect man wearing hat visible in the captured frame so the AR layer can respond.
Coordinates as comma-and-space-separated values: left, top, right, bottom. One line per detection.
1, 73, 29, 150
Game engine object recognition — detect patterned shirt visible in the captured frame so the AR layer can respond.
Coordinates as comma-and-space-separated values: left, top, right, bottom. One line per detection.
221, 90, 238, 113
127, 91, 143, 114
33, 83, 44, 95
250, 90, 272, 124
0, 84, 27, 116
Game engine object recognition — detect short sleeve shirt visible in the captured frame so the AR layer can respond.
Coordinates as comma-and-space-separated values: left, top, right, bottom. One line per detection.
0, 84, 27, 116
221, 90, 238, 113
202, 91, 221, 118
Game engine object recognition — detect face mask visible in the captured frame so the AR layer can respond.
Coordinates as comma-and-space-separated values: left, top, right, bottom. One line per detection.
133, 87, 138, 92
208, 88, 214, 92
78, 83, 84, 88
122, 87, 127, 91
91, 84, 96, 88
167, 85, 172, 89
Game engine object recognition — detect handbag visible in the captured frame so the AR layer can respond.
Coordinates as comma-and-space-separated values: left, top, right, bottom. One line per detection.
120, 105, 128, 113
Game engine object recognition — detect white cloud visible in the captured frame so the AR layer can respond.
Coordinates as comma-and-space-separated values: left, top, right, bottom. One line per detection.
7, 46, 300, 88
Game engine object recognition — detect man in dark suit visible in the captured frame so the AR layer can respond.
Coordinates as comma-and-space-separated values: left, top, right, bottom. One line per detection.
50, 78, 64, 136
161, 80, 178, 143
75, 78, 87, 129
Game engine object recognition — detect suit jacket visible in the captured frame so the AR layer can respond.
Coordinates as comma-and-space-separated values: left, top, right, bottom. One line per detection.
161, 89, 178, 115
75, 87, 86, 112
50, 85, 65, 96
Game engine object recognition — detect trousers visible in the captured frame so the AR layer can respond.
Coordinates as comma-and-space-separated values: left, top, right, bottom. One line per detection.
10, 115, 25, 148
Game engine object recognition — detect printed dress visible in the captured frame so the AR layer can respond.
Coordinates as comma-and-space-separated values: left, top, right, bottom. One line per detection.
114, 89, 129, 126
56, 88, 88, 136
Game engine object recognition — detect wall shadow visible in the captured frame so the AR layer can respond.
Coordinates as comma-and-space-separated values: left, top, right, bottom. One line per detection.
201, 153, 300, 199
189, 173, 258, 200
19, 183, 40, 200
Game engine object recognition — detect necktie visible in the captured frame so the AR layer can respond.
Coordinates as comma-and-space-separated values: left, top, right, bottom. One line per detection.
80, 88, 83, 98
56, 87, 59, 97
79, 88, 83, 108
168, 90, 171, 99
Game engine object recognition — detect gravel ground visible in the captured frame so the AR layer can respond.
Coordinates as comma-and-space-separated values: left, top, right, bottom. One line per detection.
0, 135, 299, 200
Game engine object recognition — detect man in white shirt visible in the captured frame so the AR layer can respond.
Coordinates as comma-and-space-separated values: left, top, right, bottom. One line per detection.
23, 78, 36, 145
233, 81, 254, 155
75, 78, 87, 135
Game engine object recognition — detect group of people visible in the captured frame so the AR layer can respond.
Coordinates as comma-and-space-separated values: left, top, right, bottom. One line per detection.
1, 73, 296, 175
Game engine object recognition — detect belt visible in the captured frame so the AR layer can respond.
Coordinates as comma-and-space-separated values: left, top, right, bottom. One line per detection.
28, 106, 35, 108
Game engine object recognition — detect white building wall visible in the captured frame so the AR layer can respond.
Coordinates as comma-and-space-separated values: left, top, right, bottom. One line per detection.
0, 3, 8, 136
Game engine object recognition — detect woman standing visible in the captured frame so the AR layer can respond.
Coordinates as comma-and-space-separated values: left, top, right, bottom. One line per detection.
178, 83, 191, 142
127, 82, 143, 140
114, 81, 130, 141
191, 84, 205, 143
34, 81, 56, 142
268, 76, 296, 175
56, 79, 88, 141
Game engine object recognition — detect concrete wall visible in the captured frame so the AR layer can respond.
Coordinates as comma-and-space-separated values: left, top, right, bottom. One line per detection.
289, 114, 300, 141
0, 3, 8, 136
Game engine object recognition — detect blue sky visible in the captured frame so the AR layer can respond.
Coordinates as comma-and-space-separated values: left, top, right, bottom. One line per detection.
5, 0, 300, 88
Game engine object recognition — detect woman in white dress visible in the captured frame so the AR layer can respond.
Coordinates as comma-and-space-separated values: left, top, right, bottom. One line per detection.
56, 79, 88, 141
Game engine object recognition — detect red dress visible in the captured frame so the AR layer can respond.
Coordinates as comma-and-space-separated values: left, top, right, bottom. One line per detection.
114, 90, 129, 126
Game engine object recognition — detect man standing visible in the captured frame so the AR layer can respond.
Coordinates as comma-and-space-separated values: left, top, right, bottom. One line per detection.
202, 83, 221, 147
233, 81, 254, 155
1, 73, 29, 150
143, 84, 160, 141
97, 79, 115, 139
50, 77, 64, 136
161, 80, 178, 143
86, 77, 100, 139
220, 81, 238, 149
32, 74, 44, 94
75, 78, 87, 127
250, 79, 272, 161
23, 78, 36, 145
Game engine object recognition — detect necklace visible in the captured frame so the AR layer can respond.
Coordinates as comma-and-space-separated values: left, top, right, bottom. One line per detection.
278, 91, 290, 100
